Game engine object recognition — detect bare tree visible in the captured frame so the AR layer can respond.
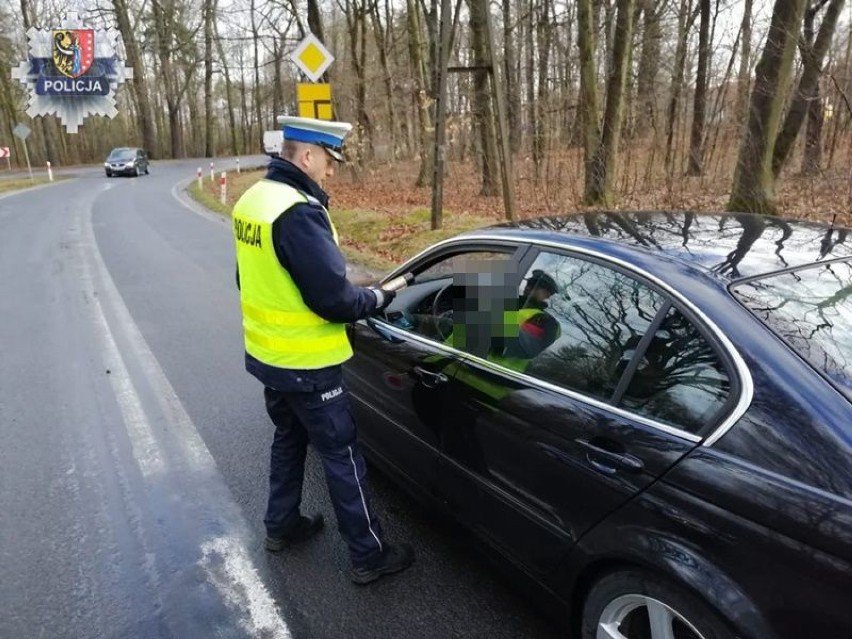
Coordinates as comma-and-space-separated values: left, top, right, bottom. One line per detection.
580, 0, 637, 205
686, 0, 710, 175
728, 0, 808, 214
203, 0, 215, 157
466, 0, 500, 194
19, 0, 59, 164
111, 0, 158, 157
635, 0, 663, 134
407, 0, 434, 186
772, 0, 846, 177
665, 0, 697, 172
735, 0, 753, 125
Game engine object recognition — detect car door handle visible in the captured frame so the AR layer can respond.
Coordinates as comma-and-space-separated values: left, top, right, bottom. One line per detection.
412, 366, 449, 388
575, 439, 645, 475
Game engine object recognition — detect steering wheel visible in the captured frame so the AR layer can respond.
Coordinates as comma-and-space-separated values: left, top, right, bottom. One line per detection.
431, 282, 454, 341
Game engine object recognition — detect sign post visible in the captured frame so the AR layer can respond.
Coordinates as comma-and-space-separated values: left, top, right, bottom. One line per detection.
13, 123, 32, 181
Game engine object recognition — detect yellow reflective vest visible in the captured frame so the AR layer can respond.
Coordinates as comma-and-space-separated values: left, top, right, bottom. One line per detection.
232, 179, 353, 369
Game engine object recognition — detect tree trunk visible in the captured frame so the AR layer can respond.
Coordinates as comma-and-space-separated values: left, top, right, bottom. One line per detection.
151, 0, 182, 158
307, 0, 326, 42
577, 0, 601, 197
532, 0, 553, 175
802, 82, 824, 174
525, 0, 536, 158
466, 0, 500, 195
111, 0, 158, 157
250, 0, 263, 150
214, 19, 240, 156
635, 0, 662, 134
342, 0, 374, 163
728, 0, 808, 214
370, 0, 398, 158
735, 0, 753, 125
19, 0, 59, 163
687, 0, 710, 175
272, 40, 282, 129
772, 0, 844, 178
407, 0, 434, 186
665, 0, 695, 172
584, 0, 636, 205
503, 0, 521, 152
203, 0, 215, 157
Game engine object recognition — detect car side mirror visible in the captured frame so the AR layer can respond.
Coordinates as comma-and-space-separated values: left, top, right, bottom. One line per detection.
366, 315, 405, 343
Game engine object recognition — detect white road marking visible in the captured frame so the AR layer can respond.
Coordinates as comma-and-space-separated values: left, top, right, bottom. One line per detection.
201, 536, 292, 638
76, 190, 290, 636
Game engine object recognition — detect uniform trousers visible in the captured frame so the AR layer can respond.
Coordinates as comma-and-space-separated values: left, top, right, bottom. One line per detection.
262, 366, 384, 566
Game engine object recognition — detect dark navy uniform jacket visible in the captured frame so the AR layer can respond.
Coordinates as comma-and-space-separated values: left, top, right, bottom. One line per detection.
238, 157, 379, 391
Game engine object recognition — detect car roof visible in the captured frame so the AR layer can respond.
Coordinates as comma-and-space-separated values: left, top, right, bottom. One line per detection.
108, 147, 139, 153
463, 211, 852, 282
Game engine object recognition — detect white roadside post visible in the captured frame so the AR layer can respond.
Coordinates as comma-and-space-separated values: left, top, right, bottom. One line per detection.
46, 161, 53, 182
219, 172, 227, 205
210, 161, 214, 183
236, 157, 240, 173
197, 167, 202, 189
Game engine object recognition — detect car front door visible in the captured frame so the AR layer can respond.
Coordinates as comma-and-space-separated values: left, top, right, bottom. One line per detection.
345, 242, 529, 498
438, 247, 735, 585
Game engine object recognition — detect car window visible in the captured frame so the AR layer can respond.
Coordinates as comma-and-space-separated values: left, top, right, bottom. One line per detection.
617, 306, 732, 433
504, 251, 668, 401
382, 249, 517, 345
733, 259, 852, 403
108, 148, 133, 160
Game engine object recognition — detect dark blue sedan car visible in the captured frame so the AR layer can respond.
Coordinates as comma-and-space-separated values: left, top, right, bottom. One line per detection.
344, 211, 852, 639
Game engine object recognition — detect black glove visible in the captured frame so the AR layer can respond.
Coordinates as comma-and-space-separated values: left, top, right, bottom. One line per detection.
371, 287, 397, 312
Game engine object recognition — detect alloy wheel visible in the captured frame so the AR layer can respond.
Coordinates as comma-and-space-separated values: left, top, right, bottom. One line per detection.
597, 594, 707, 639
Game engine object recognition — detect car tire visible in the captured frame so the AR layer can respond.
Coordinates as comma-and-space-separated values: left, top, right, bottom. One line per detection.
134, 165, 141, 177
144, 165, 149, 175
581, 570, 734, 639
105, 169, 112, 177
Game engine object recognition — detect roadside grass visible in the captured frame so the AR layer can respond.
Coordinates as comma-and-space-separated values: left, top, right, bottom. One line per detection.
186, 168, 494, 272
0, 176, 70, 194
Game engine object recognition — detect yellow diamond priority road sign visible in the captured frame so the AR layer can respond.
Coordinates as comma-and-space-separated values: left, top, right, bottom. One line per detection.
290, 34, 334, 83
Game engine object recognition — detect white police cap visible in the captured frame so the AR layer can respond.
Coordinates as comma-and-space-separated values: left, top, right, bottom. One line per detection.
277, 115, 353, 162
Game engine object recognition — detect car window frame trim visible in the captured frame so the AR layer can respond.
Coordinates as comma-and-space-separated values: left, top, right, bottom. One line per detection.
379, 234, 753, 447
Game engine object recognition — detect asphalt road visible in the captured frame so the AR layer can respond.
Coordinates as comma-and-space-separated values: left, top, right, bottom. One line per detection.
0, 159, 562, 638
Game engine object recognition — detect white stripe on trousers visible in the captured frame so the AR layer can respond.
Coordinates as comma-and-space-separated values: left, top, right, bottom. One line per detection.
347, 446, 383, 553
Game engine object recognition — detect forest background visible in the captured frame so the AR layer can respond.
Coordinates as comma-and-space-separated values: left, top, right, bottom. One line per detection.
3, 0, 852, 238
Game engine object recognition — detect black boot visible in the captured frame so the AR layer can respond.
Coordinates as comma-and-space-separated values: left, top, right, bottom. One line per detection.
350, 543, 415, 585
265, 513, 325, 552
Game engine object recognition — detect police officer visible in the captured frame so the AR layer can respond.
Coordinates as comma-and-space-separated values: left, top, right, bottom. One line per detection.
232, 115, 414, 585
506, 269, 561, 360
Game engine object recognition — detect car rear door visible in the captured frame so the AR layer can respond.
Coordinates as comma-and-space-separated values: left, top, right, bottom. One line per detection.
438, 246, 737, 583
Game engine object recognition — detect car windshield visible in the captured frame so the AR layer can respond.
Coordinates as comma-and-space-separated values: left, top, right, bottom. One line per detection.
733, 259, 852, 401
108, 149, 135, 161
